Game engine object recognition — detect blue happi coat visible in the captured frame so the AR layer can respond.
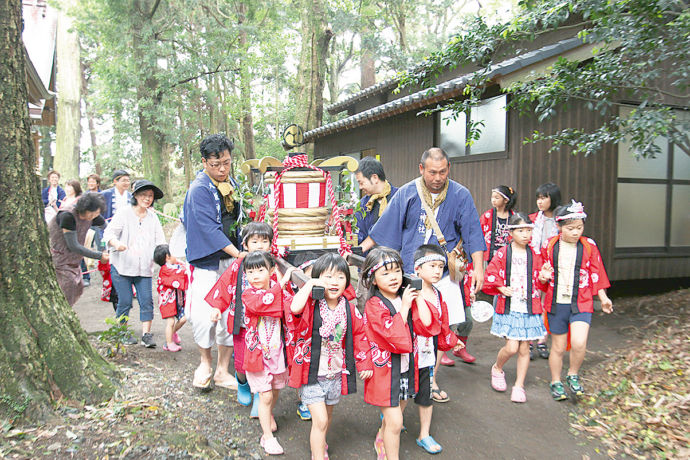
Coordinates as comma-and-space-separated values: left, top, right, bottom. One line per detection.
369, 179, 486, 274
183, 171, 242, 270
100, 187, 132, 221
354, 185, 399, 245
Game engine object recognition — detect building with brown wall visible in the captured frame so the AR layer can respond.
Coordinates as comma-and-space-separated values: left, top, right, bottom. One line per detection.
305, 32, 690, 281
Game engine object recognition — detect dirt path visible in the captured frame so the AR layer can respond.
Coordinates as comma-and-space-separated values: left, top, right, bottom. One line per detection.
65, 275, 645, 460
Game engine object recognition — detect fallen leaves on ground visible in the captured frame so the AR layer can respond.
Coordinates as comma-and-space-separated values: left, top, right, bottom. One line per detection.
571, 289, 690, 459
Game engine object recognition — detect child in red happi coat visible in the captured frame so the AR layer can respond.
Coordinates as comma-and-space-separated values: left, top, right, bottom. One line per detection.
408, 244, 464, 455
154, 244, 188, 352
289, 252, 359, 425
361, 247, 437, 460
483, 213, 546, 403
289, 253, 373, 460
205, 222, 274, 409
538, 201, 613, 401
480, 185, 516, 262
210, 251, 294, 455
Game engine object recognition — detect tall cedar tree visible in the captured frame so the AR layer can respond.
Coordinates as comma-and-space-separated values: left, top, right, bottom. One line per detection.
0, 0, 118, 422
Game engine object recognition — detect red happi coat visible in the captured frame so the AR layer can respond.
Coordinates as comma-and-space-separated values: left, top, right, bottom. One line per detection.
541, 235, 611, 314
157, 263, 189, 314
204, 257, 280, 335
480, 208, 515, 261
287, 296, 373, 395
422, 289, 458, 352
483, 245, 545, 315
98, 260, 113, 302
242, 283, 292, 372
460, 262, 475, 308
363, 292, 439, 407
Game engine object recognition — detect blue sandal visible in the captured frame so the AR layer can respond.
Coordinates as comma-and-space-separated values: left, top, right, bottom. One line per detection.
236, 372, 252, 406
416, 436, 443, 454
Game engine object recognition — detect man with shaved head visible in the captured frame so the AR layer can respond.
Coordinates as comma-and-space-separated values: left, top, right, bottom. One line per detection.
361, 147, 486, 399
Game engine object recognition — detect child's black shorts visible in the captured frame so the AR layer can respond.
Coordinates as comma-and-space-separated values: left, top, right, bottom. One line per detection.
414, 366, 433, 407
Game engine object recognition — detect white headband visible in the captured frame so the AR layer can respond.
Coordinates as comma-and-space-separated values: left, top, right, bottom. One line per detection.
368, 258, 400, 276
492, 187, 513, 201
414, 254, 447, 269
556, 200, 587, 221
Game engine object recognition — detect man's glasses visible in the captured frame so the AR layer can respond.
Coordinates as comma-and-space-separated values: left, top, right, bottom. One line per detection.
205, 159, 232, 169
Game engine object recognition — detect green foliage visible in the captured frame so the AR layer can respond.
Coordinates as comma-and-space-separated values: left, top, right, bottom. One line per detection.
73, 0, 298, 185
334, 169, 360, 235
398, 0, 690, 158
0, 395, 30, 424
98, 317, 133, 358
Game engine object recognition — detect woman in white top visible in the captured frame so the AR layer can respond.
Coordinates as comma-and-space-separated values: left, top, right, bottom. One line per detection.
103, 180, 166, 348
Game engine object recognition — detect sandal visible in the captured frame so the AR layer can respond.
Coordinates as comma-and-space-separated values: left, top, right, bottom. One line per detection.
311, 444, 329, 460
163, 343, 181, 352
260, 435, 284, 455
431, 387, 450, 403
439, 353, 455, 367
510, 386, 527, 403
214, 375, 238, 390
374, 429, 386, 460
192, 368, 213, 390
416, 436, 443, 455
490, 365, 507, 392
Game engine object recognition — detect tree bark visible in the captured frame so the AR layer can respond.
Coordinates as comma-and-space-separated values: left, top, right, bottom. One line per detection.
295, 0, 333, 156
360, 20, 376, 89
131, 2, 171, 202
39, 126, 54, 176
54, 0, 81, 180
0, 0, 118, 422
238, 1, 255, 160
81, 61, 101, 176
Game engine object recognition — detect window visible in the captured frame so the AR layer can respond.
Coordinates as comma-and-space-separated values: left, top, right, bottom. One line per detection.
615, 106, 690, 253
438, 95, 507, 158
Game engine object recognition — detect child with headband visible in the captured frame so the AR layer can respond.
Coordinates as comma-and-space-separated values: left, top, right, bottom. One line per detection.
483, 213, 546, 403
538, 201, 612, 401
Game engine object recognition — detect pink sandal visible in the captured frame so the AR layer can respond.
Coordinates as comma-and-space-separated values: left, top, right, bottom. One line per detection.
490, 365, 507, 392
311, 444, 329, 460
172, 332, 181, 345
260, 435, 284, 455
374, 429, 386, 460
163, 343, 181, 352
511, 386, 527, 403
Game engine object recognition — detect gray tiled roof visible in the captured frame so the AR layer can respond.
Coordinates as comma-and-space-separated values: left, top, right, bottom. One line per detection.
307, 37, 585, 142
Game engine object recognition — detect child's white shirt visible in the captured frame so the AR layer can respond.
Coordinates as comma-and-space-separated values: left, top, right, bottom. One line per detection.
556, 241, 578, 303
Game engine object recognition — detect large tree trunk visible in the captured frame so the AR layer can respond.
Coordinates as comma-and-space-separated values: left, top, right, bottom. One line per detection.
295, 0, 333, 157
132, 9, 171, 201
81, 61, 101, 176
360, 20, 376, 90
138, 91, 171, 202
54, 0, 81, 180
39, 126, 54, 176
237, 2, 255, 160
0, 0, 118, 422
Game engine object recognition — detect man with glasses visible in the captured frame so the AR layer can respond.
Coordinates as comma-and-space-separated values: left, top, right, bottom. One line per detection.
183, 134, 246, 390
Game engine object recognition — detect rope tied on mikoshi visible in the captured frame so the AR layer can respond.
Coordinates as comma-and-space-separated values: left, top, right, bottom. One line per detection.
270, 154, 352, 257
